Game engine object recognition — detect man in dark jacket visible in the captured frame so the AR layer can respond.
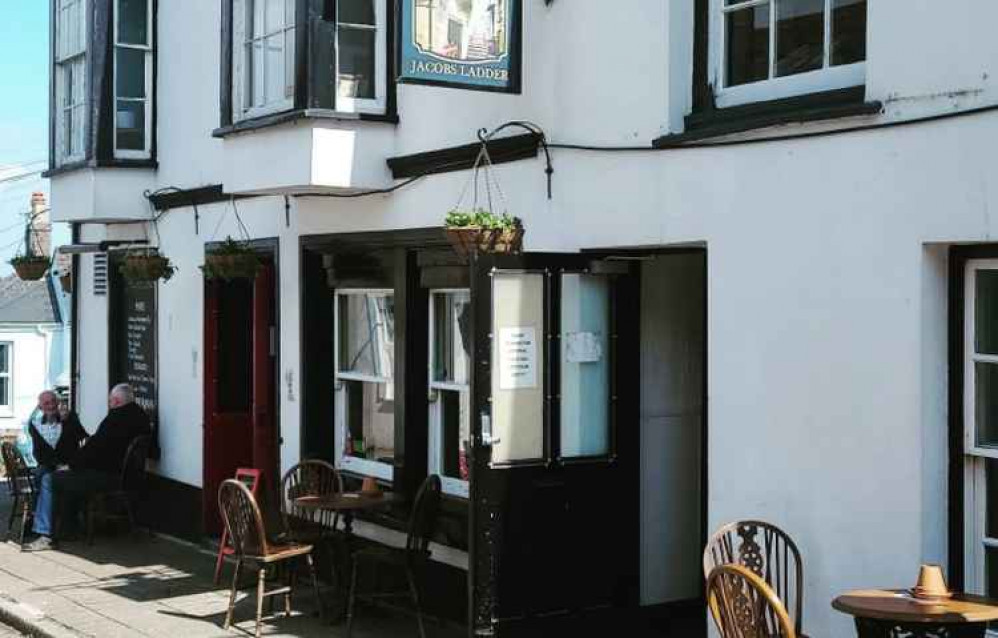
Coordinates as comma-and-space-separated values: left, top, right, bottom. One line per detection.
26, 390, 88, 547
24, 384, 151, 551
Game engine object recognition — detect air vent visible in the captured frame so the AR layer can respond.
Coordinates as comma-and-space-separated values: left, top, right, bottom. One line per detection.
93, 253, 108, 296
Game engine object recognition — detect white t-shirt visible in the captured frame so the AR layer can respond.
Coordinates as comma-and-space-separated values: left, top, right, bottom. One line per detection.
31, 411, 63, 450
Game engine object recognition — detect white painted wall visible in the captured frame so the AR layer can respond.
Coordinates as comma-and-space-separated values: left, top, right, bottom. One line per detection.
0, 326, 64, 436
45, 0, 998, 633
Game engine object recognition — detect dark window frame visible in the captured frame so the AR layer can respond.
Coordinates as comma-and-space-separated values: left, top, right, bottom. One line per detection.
46, 0, 159, 176
679, 0, 874, 144
217, 0, 398, 136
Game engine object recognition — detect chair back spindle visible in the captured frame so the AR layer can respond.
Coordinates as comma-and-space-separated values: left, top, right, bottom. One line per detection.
707, 564, 797, 638
219, 479, 268, 558
1, 442, 33, 496
406, 475, 442, 559
280, 460, 343, 530
704, 521, 804, 636
120, 435, 151, 494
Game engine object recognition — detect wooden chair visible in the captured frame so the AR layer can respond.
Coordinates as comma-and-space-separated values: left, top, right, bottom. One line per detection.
218, 478, 323, 638
703, 521, 805, 637
707, 564, 797, 638
86, 435, 151, 544
280, 459, 344, 542
1, 441, 35, 547
346, 474, 442, 638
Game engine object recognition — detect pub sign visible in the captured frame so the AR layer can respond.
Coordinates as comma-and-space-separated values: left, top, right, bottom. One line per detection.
399, 0, 520, 92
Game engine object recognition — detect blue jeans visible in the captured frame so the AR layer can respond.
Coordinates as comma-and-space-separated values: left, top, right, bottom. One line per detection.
31, 466, 56, 536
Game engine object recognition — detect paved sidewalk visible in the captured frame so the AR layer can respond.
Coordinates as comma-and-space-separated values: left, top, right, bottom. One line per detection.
0, 497, 462, 637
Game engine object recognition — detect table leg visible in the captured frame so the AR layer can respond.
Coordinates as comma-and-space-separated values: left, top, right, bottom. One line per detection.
853, 617, 987, 638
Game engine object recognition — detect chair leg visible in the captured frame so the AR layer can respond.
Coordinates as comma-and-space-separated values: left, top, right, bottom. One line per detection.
345, 559, 359, 638
284, 563, 293, 618
255, 568, 266, 638
407, 566, 427, 638
7, 493, 18, 533
19, 502, 29, 547
307, 554, 323, 622
224, 558, 242, 630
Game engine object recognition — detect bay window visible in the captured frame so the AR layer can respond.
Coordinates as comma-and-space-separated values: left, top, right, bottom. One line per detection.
114, 0, 153, 157
334, 290, 396, 480
233, 0, 296, 119
335, 0, 386, 113
712, 0, 866, 107
55, 0, 88, 165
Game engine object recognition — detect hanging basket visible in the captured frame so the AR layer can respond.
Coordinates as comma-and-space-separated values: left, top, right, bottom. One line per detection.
201, 238, 260, 281
10, 256, 50, 281
119, 251, 176, 282
445, 224, 524, 259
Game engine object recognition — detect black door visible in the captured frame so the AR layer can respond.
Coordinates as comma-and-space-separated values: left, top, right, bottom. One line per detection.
468, 253, 640, 637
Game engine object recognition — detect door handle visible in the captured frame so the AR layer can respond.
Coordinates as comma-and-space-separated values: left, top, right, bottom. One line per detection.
481, 410, 499, 446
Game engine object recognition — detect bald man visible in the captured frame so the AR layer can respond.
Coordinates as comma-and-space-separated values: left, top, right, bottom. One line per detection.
23, 391, 86, 551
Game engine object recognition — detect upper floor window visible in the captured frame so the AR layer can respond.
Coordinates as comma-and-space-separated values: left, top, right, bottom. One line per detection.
336, 0, 386, 113
233, 0, 296, 120
55, 0, 88, 165
712, 0, 867, 107
114, 0, 153, 158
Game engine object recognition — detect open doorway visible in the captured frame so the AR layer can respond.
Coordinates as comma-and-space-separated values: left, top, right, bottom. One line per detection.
637, 251, 707, 634
202, 244, 279, 535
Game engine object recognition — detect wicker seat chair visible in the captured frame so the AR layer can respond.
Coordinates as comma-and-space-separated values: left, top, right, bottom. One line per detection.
1, 441, 35, 547
218, 478, 323, 638
85, 435, 151, 544
707, 564, 797, 638
704, 520, 805, 638
346, 474, 442, 638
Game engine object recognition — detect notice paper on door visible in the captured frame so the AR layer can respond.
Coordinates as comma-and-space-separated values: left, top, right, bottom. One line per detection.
498, 326, 538, 390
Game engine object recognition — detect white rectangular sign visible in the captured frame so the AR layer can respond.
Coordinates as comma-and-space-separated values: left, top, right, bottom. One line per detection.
498, 326, 538, 390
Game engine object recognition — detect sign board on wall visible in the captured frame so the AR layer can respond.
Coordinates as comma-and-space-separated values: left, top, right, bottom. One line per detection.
112, 276, 159, 458
399, 0, 521, 92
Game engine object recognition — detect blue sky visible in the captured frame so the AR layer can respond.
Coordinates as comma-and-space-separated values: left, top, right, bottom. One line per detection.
0, 3, 66, 273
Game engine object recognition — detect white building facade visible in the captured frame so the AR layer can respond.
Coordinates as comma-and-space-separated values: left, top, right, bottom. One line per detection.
45, 0, 998, 635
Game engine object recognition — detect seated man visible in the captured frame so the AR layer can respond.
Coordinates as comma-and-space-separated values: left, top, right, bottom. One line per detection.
23, 383, 151, 551
23, 390, 87, 549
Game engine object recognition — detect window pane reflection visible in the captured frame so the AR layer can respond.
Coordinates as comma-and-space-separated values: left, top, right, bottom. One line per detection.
338, 293, 395, 378
726, 4, 770, 87
976, 271, 998, 355
343, 379, 394, 464
338, 28, 376, 99
433, 292, 471, 385
776, 0, 824, 77
976, 362, 998, 447
118, 0, 148, 45
831, 0, 866, 66
560, 274, 610, 458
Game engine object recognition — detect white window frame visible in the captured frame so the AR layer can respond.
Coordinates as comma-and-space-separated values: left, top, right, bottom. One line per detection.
0, 342, 12, 417
233, 0, 296, 121
335, 0, 387, 114
334, 289, 395, 481
428, 289, 471, 499
55, 0, 88, 165
113, 0, 153, 159
708, 0, 866, 108
963, 259, 998, 606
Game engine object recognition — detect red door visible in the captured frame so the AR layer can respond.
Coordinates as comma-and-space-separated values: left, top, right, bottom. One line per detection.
203, 261, 278, 534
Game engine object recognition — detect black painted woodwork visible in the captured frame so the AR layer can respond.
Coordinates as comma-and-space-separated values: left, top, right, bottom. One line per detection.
387, 132, 541, 179
47, 0, 158, 174
468, 253, 641, 635
148, 184, 235, 211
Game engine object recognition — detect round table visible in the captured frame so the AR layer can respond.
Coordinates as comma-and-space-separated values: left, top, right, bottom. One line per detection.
833, 589, 998, 638
293, 491, 398, 537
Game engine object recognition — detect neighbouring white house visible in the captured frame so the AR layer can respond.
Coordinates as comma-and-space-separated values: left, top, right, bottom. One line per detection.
0, 193, 71, 437
42, 0, 998, 635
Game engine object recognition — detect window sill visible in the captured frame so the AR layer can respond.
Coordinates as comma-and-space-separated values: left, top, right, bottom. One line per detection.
212, 108, 399, 139
653, 86, 882, 148
43, 158, 158, 179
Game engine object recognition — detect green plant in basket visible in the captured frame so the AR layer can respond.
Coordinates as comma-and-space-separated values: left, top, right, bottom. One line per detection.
119, 250, 177, 282
201, 237, 261, 280
9, 254, 51, 281
444, 209, 524, 257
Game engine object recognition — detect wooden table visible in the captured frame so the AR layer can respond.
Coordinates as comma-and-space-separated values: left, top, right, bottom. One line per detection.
293, 492, 398, 537
833, 589, 998, 638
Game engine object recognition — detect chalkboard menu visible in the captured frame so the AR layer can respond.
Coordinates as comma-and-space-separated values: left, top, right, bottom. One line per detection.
111, 273, 159, 458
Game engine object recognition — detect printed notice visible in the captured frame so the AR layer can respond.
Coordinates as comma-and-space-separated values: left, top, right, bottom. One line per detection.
498, 326, 537, 390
